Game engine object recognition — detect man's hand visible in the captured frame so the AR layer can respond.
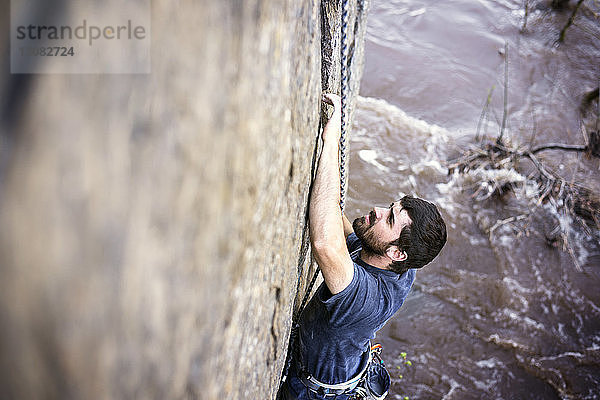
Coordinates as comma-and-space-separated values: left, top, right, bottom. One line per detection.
322, 93, 342, 143
322, 93, 341, 110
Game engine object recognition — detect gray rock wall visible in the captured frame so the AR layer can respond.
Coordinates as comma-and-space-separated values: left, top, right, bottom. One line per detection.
0, 0, 369, 399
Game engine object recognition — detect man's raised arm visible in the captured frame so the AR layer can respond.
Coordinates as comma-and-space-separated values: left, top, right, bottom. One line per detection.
309, 94, 354, 295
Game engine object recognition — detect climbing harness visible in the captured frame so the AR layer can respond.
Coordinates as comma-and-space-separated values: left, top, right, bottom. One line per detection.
294, 343, 391, 399
279, 0, 353, 395
296, 342, 373, 396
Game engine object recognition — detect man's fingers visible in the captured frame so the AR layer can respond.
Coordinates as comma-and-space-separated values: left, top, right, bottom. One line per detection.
322, 93, 341, 107
321, 94, 334, 105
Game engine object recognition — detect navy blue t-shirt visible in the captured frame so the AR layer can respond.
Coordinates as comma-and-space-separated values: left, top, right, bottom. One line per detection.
289, 233, 416, 396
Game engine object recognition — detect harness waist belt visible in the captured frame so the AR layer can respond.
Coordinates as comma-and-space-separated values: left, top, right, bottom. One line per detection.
297, 342, 372, 396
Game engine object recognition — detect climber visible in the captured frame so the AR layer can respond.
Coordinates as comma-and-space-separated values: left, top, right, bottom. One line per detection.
277, 93, 447, 400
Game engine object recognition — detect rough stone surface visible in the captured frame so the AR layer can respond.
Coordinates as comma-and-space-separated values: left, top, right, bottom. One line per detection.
0, 1, 369, 399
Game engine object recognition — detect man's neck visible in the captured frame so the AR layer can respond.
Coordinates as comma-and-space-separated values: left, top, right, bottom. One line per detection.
359, 250, 391, 271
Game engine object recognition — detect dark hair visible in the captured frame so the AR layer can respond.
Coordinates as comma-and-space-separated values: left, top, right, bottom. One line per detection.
388, 195, 447, 274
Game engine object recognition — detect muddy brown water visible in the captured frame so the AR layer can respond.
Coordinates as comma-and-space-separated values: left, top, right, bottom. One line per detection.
345, 1, 600, 398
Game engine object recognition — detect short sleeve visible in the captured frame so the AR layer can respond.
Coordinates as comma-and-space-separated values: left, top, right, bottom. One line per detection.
346, 232, 362, 258
317, 263, 381, 328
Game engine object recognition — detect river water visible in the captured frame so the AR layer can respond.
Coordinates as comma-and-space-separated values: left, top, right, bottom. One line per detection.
346, 0, 600, 398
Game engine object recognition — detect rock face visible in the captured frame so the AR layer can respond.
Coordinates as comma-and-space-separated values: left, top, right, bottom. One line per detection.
0, 0, 369, 399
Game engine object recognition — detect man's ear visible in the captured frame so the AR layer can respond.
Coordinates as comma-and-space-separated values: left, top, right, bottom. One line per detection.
386, 245, 407, 262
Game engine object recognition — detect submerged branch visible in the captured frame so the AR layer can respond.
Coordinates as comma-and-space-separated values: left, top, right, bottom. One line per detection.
558, 0, 586, 43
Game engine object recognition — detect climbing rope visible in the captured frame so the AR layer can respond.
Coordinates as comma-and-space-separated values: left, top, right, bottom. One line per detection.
280, 0, 351, 390
339, 0, 350, 213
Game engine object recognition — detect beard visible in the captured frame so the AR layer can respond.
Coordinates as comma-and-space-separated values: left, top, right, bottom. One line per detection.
353, 215, 388, 256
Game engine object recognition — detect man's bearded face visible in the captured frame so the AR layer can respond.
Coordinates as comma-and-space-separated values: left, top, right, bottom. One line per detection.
353, 211, 389, 256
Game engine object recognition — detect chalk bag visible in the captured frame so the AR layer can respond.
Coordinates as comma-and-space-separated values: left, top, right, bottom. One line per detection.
364, 361, 390, 399
362, 344, 390, 400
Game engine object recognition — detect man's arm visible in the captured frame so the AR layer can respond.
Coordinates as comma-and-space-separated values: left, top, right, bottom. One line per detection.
309, 94, 354, 295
